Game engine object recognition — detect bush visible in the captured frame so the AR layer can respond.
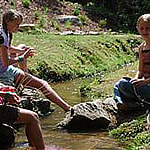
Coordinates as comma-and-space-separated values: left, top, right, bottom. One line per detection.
21, 0, 30, 8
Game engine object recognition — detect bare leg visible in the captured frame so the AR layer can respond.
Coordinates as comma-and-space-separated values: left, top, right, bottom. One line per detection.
16, 108, 45, 149
15, 72, 71, 111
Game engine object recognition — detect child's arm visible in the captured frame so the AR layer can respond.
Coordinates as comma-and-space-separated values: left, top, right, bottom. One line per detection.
134, 71, 143, 79
0, 45, 34, 66
132, 43, 144, 80
9, 45, 27, 55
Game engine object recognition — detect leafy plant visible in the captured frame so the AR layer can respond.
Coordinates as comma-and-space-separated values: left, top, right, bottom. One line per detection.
34, 10, 41, 20
21, 0, 30, 8
79, 14, 88, 24
65, 21, 72, 29
79, 81, 92, 97
73, 7, 80, 16
39, 16, 47, 28
99, 19, 107, 28
50, 18, 61, 31
44, 6, 48, 15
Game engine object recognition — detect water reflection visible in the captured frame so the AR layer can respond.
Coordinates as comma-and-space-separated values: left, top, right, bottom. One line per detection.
14, 78, 123, 150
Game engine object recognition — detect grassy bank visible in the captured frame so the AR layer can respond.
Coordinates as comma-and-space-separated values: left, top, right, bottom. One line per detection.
14, 32, 141, 82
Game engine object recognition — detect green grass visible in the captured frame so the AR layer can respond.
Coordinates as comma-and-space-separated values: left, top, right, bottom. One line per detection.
13, 32, 141, 82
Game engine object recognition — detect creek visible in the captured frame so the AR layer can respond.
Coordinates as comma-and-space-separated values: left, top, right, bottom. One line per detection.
13, 78, 124, 150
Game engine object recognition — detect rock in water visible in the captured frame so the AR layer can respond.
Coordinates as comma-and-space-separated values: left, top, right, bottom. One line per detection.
57, 99, 117, 130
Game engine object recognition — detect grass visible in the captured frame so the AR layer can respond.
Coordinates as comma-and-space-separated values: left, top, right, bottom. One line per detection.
109, 115, 150, 150
13, 32, 141, 82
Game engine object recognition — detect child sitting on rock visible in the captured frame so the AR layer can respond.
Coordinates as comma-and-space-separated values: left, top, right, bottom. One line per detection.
0, 9, 72, 149
114, 14, 150, 113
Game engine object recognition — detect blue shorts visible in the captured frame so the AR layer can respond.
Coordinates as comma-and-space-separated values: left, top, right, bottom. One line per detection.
0, 65, 24, 86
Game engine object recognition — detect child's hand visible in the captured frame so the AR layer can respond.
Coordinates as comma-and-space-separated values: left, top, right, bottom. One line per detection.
131, 78, 146, 88
23, 48, 34, 58
22, 46, 34, 52
130, 78, 138, 83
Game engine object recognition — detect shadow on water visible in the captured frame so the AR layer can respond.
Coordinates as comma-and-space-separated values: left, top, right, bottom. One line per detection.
14, 78, 124, 150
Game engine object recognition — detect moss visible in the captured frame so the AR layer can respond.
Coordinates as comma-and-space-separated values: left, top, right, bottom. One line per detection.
109, 116, 150, 149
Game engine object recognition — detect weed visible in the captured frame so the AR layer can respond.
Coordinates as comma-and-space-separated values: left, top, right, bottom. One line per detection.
21, 0, 30, 8
50, 18, 61, 31
79, 81, 92, 97
73, 7, 80, 16
65, 21, 72, 29
79, 14, 88, 24
38, 15, 47, 28
34, 10, 41, 20
99, 19, 107, 28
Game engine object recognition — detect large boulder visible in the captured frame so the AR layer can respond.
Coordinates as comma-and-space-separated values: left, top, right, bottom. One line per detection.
57, 97, 145, 130
58, 98, 118, 130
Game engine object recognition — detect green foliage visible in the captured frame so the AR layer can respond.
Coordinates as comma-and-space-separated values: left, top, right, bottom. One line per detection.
36, 61, 51, 81
110, 119, 146, 140
65, 21, 72, 29
79, 14, 88, 24
34, 11, 41, 20
44, 6, 48, 15
21, 0, 30, 8
38, 15, 47, 28
73, 6, 80, 16
69, 0, 150, 32
13, 33, 141, 82
109, 116, 150, 149
35, 61, 72, 82
50, 18, 61, 31
126, 132, 150, 150
99, 19, 107, 28
79, 81, 92, 97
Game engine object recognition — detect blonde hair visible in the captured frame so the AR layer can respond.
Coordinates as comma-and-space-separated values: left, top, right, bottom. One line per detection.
2, 9, 23, 31
137, 14, 150, 27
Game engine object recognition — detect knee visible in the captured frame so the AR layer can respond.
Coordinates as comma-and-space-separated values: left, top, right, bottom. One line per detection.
114, 78, 130, 90
32, 112, 39, 120
40, 79, 49, 88
28, 112, 40, 124
114, 78, 124, 88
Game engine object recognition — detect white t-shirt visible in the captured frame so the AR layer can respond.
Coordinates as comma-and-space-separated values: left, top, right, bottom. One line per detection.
0, 28, 9, 48
0, 28, 10, 73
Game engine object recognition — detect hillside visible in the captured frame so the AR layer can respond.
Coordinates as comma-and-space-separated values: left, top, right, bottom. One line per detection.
1, 0, 101, 33
1, 0, 150, 33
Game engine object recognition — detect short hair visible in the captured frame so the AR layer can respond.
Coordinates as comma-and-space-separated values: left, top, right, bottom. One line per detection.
137, 14, 150, 27
2, 9, 23, 30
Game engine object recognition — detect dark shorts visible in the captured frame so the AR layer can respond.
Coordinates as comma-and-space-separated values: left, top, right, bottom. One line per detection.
0, 105, 19, 125
0, 65, 24, 86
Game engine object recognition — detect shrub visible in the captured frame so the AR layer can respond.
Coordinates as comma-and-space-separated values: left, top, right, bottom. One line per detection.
21, 0, 30, 8
99, 19, 107, 28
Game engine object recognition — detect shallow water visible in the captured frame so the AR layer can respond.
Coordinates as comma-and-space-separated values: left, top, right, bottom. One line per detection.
13, 78, 124, 150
